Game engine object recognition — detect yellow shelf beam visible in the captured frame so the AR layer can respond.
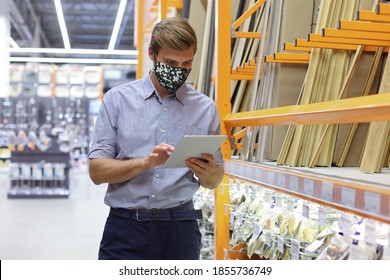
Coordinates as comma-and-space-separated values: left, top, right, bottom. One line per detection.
309, 33, 390, 47
338, 20, 390, 33
284, 42, 311, 52
356, 10, 390, 22
274, 52, 310, 61
230, 73, 261, 80
224, 93, 390, 133
377, 3, 390, 15
232, 0, 266, 29
296, 38, 389, 52
322, 28, 390, 41
265, 56, 309, 64
233, 31, 262, 39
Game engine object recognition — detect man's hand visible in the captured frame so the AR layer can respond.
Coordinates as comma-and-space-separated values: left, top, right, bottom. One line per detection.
185, 153, 224, 189
147, 143, 175, 168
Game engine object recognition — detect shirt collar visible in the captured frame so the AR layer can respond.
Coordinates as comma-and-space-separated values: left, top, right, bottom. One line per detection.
142, 74, 185, 104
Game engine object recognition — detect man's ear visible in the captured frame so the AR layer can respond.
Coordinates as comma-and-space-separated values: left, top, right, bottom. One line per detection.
148, 47, 155, 61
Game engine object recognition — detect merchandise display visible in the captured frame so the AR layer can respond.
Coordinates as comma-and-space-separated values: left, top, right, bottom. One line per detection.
225, 179, 389, 260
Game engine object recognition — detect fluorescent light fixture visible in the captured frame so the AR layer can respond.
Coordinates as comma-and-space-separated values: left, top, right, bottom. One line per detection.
108, 0, 127, 50
54, 0, 71, 49
10, 47, 138, 56
8, 37, 20, 48
10, 57, 138, 65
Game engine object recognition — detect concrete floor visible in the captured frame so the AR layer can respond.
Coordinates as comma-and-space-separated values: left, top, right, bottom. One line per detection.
0, 167, 108, 260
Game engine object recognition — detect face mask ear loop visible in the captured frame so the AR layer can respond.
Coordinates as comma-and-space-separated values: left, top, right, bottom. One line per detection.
153, 52, 159, 65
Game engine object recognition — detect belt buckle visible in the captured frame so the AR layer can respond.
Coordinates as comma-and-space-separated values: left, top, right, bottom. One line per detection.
135, 209, 142, 221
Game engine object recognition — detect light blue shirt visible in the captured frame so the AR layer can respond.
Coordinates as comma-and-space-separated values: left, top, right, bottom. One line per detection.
89, 74, 223, 209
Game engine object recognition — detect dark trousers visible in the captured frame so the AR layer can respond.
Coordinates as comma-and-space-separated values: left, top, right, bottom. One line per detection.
98, 205, 202, 260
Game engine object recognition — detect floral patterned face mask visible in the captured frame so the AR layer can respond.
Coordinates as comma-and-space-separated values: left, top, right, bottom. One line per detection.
153, 58, 192, 92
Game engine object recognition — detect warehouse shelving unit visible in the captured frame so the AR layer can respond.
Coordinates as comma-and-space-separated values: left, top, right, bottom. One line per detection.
214, 0, 390, 260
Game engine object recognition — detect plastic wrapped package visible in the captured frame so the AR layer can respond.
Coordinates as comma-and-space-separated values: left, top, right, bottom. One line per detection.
316, 233, 351, 260
297, 218, 320, 244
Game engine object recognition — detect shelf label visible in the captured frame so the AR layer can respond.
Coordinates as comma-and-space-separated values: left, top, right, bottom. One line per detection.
364, 220, 376, 245
341, 187, 356, 209
303, 178, 314, 197
302, 202, 310, 219
291, 239, 300, 260
364, 191, 381, 215
266, 232, 271, 247
267, 171, 275, 185
277, 236, 284, 253
318, 206, 327, 225
289, 176, 299, 193
321, 181, 334, 202
278, 173, 285, 188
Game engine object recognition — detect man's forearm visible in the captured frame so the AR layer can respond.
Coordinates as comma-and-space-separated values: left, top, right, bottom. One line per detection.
89, 157, 150, 185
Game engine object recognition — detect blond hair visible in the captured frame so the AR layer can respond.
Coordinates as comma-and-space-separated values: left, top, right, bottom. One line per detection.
149, 17, 197, 55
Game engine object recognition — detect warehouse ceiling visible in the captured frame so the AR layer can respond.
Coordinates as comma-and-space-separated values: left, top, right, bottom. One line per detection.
9, 0, 136, 59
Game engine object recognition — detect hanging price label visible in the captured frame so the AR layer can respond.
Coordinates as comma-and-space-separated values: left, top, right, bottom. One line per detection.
302, 202, 310, 219
364, 191, 381, 215
339, 212, 353, 236
303, 178, 314, 197
230, 212, 235, 225
364, 220, 376, 245
276, 195, 283, 208
229, 178, 234, 191
287, 198, 294, 212
318, 206, 327, 225
237, 213, 243, 225
244, 183, 251, 197
253, 222, 262, 238
236, 179, 241, 192
264, 191, 271, 203
266, 232, 271, 247
291, 239, 300, 260
277, 236, 284, 253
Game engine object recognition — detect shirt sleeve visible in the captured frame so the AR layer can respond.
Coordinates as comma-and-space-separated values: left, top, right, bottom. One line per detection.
88, 92, 118, 159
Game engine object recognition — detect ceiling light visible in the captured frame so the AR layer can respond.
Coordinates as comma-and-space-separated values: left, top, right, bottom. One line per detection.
54, 0, 71, 49
8, 37, 19, 48
10, 47, 138, 56
9, 57, 138, 65
108, 0, 128, 50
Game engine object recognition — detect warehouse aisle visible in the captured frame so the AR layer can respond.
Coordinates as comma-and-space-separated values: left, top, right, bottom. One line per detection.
0, 168, 108, 260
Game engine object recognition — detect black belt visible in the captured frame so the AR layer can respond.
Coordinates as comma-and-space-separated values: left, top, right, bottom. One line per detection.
109, 206, 203, 222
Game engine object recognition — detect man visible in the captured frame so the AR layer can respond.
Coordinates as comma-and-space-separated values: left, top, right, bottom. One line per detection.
88, 17, 224, 260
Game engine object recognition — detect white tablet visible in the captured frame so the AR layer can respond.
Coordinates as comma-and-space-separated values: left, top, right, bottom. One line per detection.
163, 135, 227, 168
